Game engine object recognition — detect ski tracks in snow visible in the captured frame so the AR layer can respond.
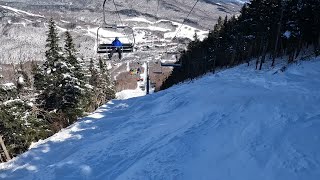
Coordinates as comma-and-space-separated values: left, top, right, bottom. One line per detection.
1, 59, 320, 180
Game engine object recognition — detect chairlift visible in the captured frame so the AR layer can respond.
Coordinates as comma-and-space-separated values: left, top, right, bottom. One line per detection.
160, 48, 183, 67
160, 62, 182, 68
153, 67, 163, 74
165, 51, 180, 55
152, 61, 163, 74
153, 70, 163, 74
150, 82, 156, 88
96, 0, 135, 54
160, 47, 183, 62
139, 84, 145, 91
160, 57, 183, 67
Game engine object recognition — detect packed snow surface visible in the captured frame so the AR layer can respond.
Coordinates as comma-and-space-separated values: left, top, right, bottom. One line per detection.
1, 58, 320, 180
116, 63, 155, 100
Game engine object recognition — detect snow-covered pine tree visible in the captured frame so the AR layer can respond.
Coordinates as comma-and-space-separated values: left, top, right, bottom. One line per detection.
0, 83, 16, 102
16, 62, 32, 96
98, 58, 115, 101
57, 31, 86, 123
0, 99, 51, 157
64, 31, 91, 108
32, 19, 113, 128
45, 18, 62, 71
32, 61, 46, 91
35, 18, 64, 111
54, 61, 82, 124
88, 58, 115, 110
86, 58, 99, 110
64, 31, 84, 81
89, 58, 99, 88
33, 19, 82, 126
0, 83, 51, 157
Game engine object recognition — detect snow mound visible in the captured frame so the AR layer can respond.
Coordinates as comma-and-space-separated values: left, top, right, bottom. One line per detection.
0, 58, 320, 180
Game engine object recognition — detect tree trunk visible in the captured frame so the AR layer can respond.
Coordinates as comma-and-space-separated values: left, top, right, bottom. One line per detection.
272, 7, 284, 67
247, 44, 253, 66
315, 34, 320, 56
256, 37, 264, 70
295, 36, 303, 58
288, 51, 294, 63
0, 135, 11, 162
256, 57, 259, 70
259, 39, 269, 70
213, 57, 216, 74
230, 50, 236, 66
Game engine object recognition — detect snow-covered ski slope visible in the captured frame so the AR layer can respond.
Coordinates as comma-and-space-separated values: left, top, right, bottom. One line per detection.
116, 62, 155, 100
1, 58, 320, 180
0, 5, 45, 18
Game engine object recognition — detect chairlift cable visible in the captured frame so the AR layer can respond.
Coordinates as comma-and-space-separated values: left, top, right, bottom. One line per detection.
162, 0, 199, 65
112, 0, 124, 26
170, 0, 200, 42
112, 0, 132, 44
151, 0, 161, 49
155, 0, 160, 18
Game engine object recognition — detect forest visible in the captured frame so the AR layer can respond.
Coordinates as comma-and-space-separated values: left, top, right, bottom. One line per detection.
161, 0, 320, 89
0, 19, 115, 160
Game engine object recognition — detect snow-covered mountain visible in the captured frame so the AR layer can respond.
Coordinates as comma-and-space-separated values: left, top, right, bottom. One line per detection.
0, 0, 245, 64
0, 57, 319, 180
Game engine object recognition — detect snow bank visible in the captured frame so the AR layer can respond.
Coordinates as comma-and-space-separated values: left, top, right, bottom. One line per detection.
1, 58, 320, 180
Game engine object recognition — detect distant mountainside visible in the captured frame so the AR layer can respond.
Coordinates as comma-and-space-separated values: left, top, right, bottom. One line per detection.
0, 0, 245, 65
1, 0, 245, 26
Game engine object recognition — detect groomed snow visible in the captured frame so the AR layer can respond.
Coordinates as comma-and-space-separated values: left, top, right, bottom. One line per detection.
116, 88, 146, 100
1, 58, 320, 180
116, 62, 154, 100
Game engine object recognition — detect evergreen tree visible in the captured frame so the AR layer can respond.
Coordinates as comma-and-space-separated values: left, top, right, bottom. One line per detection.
0, 84, 52, 157
63, 31, 94, 114
45, 18, 62, 70
0, 100, 51, 157
89, 58, 99, 88
64, 31, 84, 81
161, 0, 320, 90
88, 58, 115, 110
57, 30, 87, 123
35, 20, 85, 125
56, 61, 83, 123
32, 61, 46, 90
98, 58, 116, 101
36, 18, 63, 111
